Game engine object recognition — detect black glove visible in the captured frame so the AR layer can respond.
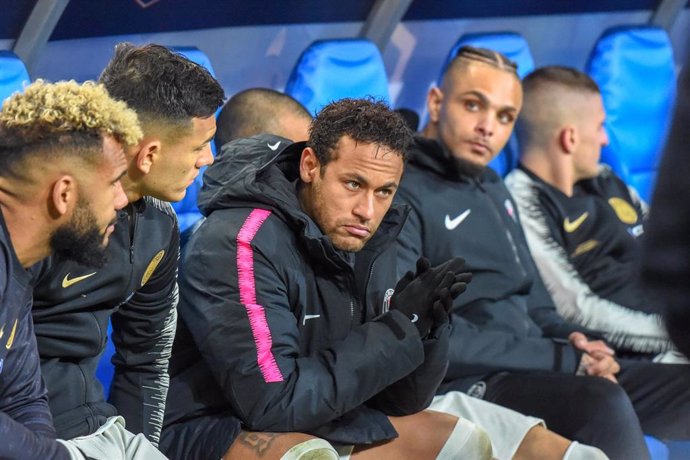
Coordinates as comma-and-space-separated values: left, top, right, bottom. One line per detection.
390, 257, 470, 338
430, 266, 472, 330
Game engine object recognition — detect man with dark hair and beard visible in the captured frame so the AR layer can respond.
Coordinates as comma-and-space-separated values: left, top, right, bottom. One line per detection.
396, 45, 690, 459
0, 80, 137, 459
27, 43, 225, 459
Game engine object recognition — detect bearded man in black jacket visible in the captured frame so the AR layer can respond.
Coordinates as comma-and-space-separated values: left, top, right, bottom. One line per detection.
396, 45, 690, 459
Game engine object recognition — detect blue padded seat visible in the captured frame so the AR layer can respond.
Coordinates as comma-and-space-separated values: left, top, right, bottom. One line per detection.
440, 32, 534, 176
0, 50, 30, 104
285, 38, 390, 116
168, 47, 218, 233
586, 26, 676, 202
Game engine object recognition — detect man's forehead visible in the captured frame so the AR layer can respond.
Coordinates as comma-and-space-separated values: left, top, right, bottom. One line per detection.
447, 62, 522, 101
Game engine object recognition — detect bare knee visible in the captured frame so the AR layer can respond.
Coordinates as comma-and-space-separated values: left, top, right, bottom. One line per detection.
514, 425, 570, 460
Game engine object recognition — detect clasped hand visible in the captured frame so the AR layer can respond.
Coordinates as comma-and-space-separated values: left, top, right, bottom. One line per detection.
390, 257, 472, 338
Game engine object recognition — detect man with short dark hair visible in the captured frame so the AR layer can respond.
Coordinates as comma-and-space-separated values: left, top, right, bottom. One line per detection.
163, 98, 488, 460
506, 65, 673, 355
396, 46, 690, 458
0, 79, 137, 459
29, 43, 224, 458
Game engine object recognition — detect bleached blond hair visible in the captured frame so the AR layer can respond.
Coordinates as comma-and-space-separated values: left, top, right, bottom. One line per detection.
1, 79, 141, 145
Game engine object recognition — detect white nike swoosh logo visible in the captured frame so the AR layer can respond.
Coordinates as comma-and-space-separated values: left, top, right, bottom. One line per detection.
302, 314, 320, 325
445, 209, 471, 230
267, 141, 281, 151
411, 314, 419, 323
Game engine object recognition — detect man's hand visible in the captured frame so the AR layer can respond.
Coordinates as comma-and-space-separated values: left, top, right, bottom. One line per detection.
577, 353, 621, 383
570, 332, 619, 382
569, 332, 614, 359
390, 257, 471, 338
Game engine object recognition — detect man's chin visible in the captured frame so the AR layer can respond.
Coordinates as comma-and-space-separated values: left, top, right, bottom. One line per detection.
453, 155, 488, 177
332, 236, 367, 253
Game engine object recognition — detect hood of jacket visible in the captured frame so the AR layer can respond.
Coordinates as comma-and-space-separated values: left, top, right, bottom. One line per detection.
198, 134, 409, 267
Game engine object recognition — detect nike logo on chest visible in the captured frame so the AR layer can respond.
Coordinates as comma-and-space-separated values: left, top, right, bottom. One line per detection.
445, 209, 472, 230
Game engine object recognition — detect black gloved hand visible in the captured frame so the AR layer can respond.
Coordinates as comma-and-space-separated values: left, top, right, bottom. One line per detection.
390, 257, 469, 338
430, 266, 472, 330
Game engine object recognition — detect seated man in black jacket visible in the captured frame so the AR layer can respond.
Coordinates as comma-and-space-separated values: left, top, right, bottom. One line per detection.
396, 45, 690, 459
505, 66, 676, 357
163, 98, 491, 460
0, 80, 137, 459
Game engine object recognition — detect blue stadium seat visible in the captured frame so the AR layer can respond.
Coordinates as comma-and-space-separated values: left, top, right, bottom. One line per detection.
586, 25, 676, 202
0, 50, 30, 104
285, 38, 390, 116
169, 46, 219, 233
95, 320, 116, 399
440, 32, 535, 176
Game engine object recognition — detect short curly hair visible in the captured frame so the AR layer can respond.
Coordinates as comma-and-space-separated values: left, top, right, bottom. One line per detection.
308, 98, 412, 168
0, 79, 142, 177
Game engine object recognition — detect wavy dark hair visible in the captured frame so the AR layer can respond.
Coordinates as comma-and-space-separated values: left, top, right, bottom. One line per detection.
307, 97, 413, 169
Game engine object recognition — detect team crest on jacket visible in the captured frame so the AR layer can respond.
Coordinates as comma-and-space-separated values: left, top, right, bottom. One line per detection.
383, 288, 395, 313
141, 250, 165, 286
608, 197, 638, 224
504, 199, 517, 222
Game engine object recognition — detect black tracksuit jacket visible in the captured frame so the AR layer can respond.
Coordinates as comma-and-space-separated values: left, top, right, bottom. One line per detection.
164, 135, 450, 444
30, 197, 179, 445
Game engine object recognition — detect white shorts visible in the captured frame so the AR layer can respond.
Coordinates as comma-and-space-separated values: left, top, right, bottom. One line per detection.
429, 391, 544, 460
57, 416, 166, 460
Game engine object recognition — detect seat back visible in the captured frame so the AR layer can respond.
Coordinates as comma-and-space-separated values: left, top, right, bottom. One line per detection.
439, 32, 534, 176
168, 47, 219, 232
0, 50, 30, 104
285, 38, 390, 116
586, 25, 676, 201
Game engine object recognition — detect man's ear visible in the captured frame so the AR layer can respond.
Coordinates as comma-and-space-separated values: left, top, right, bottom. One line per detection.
299, 147, 320, 184
427, 87, 444, 124
558, 126, 577, 154
50, 175, 77, 218
133, 139, 161, 175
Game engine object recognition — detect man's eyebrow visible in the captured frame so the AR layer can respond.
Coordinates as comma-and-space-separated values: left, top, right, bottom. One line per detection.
378, 181, 398, 190
197, 133, 215, 148
347, 174, 399, 191
113, 170, 127, 183
461, 90, 518, 112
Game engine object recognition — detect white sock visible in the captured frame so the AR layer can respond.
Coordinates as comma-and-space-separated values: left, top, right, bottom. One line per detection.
436, 417, 493, 460
279, 438, 339, 460
563, 441, 610, 460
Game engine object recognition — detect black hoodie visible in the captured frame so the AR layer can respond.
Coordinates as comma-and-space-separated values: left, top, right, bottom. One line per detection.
396, 137, 600, 392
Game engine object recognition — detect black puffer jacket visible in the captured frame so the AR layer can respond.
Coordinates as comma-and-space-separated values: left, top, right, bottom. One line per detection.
165, 135, 450, 444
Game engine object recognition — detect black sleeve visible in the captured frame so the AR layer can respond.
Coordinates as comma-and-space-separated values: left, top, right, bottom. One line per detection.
0, 296, 68, 459
367, 324, 450, 415
643, 62, 690, 358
